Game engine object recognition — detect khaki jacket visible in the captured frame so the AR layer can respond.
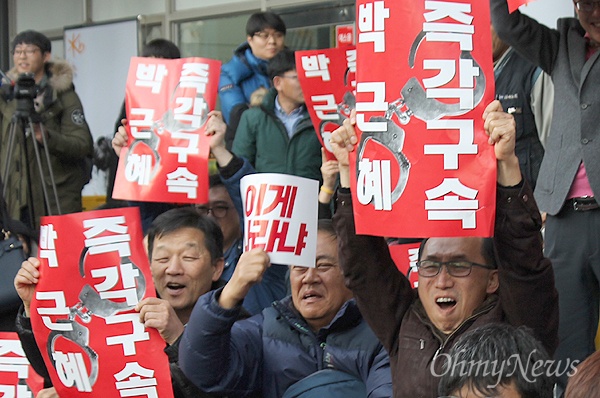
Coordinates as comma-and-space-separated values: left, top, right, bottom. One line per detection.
0, 60, 93, 227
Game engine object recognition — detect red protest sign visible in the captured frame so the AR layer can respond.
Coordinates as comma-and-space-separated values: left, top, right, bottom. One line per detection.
0, 332, 44, 396
336, 24, 355, 47
507, 0, 536, 13
388, 242, 421, 289
353, 0, 497, 238
31, 208, 174, 398
296, 47, 356, 161
113, 57, 221, 205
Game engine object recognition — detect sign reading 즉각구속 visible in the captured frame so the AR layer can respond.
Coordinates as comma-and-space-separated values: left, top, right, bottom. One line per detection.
113, 57, 221, 205
352, 0, 497, 238
30, 207, 174, 398
0, 332, 44, 396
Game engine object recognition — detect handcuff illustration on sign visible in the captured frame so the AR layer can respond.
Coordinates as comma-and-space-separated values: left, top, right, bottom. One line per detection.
322, 32, 486, 206
125, 81, 209, 183
46, 248, 147, 388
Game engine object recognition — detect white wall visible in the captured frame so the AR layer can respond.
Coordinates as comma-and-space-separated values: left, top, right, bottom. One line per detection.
520, 0, 574, 28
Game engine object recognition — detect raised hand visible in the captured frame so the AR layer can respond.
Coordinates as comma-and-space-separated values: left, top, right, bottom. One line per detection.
219, 248, 270, 309
112, 119, 129, 156
205, 110, 233, 167
14, 257, 42, 317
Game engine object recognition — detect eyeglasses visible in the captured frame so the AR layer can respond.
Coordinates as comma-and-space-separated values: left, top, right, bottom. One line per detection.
12, 48, 40, 57
253, 31, 285, 41
575, 0, 600, 12
291, 262, 337, 274
416, 260, 495, 278
196, 204, 230, 218
278, 74, 299, 80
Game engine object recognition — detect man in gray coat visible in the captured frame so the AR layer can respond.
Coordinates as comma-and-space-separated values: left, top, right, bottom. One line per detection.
491, 0, 600, 393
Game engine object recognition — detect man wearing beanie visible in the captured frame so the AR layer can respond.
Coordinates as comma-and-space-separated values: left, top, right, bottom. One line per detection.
0, 30, 93, 230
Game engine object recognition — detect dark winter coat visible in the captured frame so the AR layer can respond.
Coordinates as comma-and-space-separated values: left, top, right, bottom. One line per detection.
232, 87, 322, 182
333, 182, 559, 397
180, 293, 393, 398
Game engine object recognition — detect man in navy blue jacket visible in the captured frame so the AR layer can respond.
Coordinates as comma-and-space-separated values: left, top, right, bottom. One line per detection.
179, 219, 392, 398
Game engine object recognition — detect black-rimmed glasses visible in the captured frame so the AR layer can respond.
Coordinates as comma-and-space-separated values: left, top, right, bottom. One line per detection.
12, 48, 40, 57
575, 0, 600, 12
253, 31, 285, 41
416, 260, 495, 278
196, 204, 230, 218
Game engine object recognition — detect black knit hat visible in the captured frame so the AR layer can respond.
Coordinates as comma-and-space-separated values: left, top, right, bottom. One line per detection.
12, 30, 51, 54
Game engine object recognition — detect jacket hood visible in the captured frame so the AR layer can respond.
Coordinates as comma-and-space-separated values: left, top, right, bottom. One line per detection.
7, 59, 75, 94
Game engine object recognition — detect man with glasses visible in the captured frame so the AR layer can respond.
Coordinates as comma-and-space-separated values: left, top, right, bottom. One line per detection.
0, 30, 93, 230
180, 220, 392, 398
219, 12, 286, 132
328, 101, 558, 397
491, 0, 600, 394
232, 48, 322, 182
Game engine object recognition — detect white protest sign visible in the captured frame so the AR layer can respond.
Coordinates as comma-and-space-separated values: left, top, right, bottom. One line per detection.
241, 173, 318, 267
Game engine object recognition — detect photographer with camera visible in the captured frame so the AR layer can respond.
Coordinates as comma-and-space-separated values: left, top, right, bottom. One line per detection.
0, 30, 93, 231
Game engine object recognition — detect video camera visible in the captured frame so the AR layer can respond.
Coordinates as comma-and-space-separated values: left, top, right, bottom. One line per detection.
13, 73, 38, 118
0, 70, 38, 118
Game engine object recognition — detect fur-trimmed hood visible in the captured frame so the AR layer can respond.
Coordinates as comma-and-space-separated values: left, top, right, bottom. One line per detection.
7, 59, 74, 94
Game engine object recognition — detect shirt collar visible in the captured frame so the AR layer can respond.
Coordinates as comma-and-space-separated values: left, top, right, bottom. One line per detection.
274, 95, 304, 116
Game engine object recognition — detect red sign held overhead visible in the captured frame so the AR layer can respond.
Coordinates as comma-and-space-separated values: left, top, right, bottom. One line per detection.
352, 0, 497, 238
296, 46, 356, 161
113, 57, 221, 205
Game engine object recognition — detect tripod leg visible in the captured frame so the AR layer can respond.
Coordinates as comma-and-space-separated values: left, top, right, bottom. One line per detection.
2, 119, 36, 230
32, 121, 61, 215
1, 122, 19, 198
26, 119, 62, 215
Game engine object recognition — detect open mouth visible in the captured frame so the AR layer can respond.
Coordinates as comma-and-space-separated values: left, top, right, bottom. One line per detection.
166, 282, 185, 292
436, 297, 456, 310
303, 292, 322, 300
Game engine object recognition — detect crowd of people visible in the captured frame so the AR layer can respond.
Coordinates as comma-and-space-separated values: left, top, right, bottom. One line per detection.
2, 0, 600, 396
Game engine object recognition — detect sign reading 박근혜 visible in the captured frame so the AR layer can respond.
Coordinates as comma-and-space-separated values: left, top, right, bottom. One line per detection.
352, 0, 497, 238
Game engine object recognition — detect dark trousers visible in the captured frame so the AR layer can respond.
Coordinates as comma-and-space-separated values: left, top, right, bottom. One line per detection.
545, 206, 600, 390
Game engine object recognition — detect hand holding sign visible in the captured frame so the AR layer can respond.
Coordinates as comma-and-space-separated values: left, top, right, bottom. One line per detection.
205, 110, 233, 167
136, 297, 184, 345
482, 100, 520, 187
112, 124, 129, 157
13, 257, 41, 317
329, 110, 358, 188
483, 100, 517, 159
320, 148, 340, 192
219, 248, 271, 309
